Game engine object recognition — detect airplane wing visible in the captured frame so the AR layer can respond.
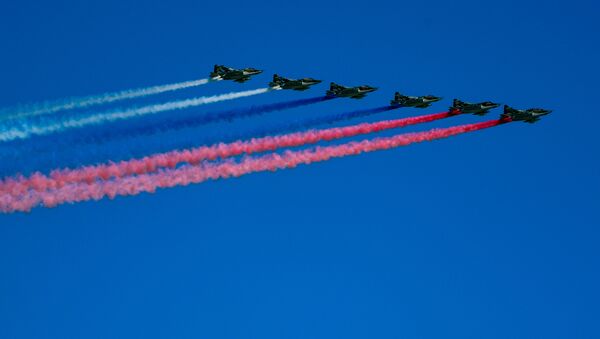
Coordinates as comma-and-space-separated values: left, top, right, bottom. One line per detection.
234, 77, 250, 83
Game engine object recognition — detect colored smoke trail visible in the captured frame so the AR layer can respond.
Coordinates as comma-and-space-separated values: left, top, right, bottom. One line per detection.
0, 119, 503, 213
0, 79, 210, 122
236, 105, 397, 142
0, 96, 335, 176
98, 95, 335, 141
0, 103, 387, 176
8, 96, 335, 153
0, 111, 450, 195
0, 88, 270, 142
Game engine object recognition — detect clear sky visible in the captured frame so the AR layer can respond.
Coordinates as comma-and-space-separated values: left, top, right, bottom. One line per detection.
1, 0, 599, 338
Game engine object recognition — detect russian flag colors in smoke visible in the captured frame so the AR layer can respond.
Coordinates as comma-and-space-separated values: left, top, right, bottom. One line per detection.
0, 120, 503, 213
0, 111, 451, 196
0, 67, 546, 213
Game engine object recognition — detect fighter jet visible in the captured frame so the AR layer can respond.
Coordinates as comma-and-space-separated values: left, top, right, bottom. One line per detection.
390, 92, 442, 108
326, 82, 378, 99
269, 74, 322, 91
500, 105, 552, 123
210, 65, 263, 83
449, 99, 500, 115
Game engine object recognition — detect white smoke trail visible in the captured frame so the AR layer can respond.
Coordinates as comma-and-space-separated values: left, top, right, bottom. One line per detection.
0, 88, 271, 142
0, 78, 211, 122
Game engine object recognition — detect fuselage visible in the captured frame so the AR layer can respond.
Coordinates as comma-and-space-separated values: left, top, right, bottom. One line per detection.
502, 106, 551, 123
210, 66, 262, 82
451, 101, 500, 115
221, 69, 261, 80
273, 78, 321, 90
328, 85, 377, 98
391, 95, 441, 107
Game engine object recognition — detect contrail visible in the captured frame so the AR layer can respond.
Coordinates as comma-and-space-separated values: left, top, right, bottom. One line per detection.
0, 119, 504, 213
0, 78, 211, 122
0, 88, 270, 142
0, 111, 451, 195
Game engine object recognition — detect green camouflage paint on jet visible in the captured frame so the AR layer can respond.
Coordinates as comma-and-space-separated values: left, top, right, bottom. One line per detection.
500, 105, 551, 123
449, 99, 500, 115
390, 92, 442, 108
210, 65, 263, 83
269, 74, 322, 91
326, 82, 377, 99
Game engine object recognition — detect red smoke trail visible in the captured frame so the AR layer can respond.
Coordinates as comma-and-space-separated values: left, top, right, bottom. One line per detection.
0, 119, 503, 213
0, 111, 451, 196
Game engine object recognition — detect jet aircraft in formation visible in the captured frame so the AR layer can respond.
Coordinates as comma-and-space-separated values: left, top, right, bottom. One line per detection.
326, 82, 378, 99
209, 65, 551, 122
449, 99, 501, 115
390, 92, 442, 108
500, 105, 552, 123
210, 65, 263, 83
269, 74, 322, 91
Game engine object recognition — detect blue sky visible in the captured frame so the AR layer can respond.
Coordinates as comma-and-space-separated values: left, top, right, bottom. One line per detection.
1, 0, 599, 338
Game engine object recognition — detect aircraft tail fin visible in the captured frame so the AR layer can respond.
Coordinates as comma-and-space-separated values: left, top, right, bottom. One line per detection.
500, 105, 515, 121
210, 65, 222, 78
326, 83, 341, 97
503, 105, 516, 114
330, 82, 343, 90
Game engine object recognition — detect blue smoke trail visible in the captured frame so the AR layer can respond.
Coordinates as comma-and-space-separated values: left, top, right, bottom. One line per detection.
91, 95, 334, 142
3, 95, 334, 152
0, 105, 396, 176
147, 105, 399, 158
227, 105, 399, 143
0, 96, 335, 176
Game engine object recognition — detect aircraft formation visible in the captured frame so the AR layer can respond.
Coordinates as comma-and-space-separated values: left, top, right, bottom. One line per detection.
0, 63, 552, 213
211, 64, 552, 123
